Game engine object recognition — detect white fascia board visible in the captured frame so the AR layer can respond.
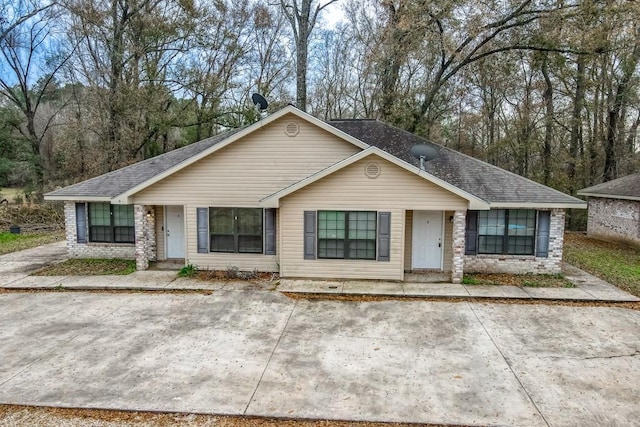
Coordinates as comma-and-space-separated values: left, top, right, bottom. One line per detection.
576, 192, 640, 202
43, 195, 112, 202
489, 202, 588, 209
119, 106, 369, 201
110, 196, 134, 205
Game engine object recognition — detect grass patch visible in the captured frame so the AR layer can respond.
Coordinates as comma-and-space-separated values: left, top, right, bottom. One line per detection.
564, 232, 640, 297
34, 259, 136, 276
463, 273, 574, 288
178, 263, 198, 277
0, 231, 64, 255
461, 276, 479, 285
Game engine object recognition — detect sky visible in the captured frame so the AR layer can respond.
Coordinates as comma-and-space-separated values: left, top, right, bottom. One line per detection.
320, 1, 348, 28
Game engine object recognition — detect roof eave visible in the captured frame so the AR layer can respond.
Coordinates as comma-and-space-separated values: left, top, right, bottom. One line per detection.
43, 194, 113, 202
576, 192, 640, 202
489, 202, 587, 209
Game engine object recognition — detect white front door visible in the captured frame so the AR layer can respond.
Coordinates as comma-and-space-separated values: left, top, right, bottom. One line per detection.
165, 205, 185, 258
412, 211, 443, 269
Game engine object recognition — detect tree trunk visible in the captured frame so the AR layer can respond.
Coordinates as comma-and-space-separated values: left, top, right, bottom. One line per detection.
604, 26, 640, 181
107, 0, 126, 172
568, 53, 585, 191
541, 55, 554, 186
378, 2, 404, 121
296, 31, 308, 111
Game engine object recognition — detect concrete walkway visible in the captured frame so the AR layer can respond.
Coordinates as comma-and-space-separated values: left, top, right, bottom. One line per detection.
279, 263, 640, 302
1, 242, 638, 302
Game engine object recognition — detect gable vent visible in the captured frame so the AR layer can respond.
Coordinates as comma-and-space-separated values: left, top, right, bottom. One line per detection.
365, 162, 381, 179
285, 121, 299, 137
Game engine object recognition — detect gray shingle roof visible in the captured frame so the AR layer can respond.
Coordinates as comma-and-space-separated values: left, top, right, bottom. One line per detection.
46, 127, 246, 198
329, 119, 585, 206
578, 173, 640, 200
46, 111, 585, 207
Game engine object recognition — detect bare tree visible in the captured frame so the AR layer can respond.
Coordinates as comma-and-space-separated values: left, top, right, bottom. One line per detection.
0, 0, 71, 184
278, 0, 338, 111
0, 0, 56, 42
65, 0, 197, 171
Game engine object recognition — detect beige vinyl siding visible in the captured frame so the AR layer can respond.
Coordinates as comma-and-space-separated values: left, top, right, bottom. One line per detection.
404, 210, 413, 271
280, 155, 468, 280
132, 114, 360, 206
156, 206, 165, 260
131, 114, 358, 270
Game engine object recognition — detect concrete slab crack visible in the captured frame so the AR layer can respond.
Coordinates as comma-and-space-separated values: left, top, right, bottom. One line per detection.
583, 351, 640, 360
243, 299, 298, 415
468, 302, 550, 427
538, 351, 640, 361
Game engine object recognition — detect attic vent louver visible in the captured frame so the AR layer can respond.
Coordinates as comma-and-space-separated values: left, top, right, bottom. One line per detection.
285, 121, 299, 137
365, 162, 381, 179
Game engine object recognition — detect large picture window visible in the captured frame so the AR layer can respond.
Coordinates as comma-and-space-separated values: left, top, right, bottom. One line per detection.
318, 211, 376, 260
209, 208, 263, 253
478, 209, 536, 255
88, 203, 134, 243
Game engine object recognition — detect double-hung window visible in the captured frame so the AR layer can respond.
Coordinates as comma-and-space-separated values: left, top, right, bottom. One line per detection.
209, 208, 263, 253
88, 203, 135, 243
478, 209, 536, 255
318, 211, 376, 260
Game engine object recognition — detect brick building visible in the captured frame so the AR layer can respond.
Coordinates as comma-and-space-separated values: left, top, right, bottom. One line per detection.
579, 174, 640, 247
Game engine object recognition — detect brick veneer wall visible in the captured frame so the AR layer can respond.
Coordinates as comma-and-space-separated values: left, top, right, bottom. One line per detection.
451, 210, 466, 283
587, 198, 640, 246
134, 205, 157, 270
64, 201, 135, 259
463, 209, 565, 275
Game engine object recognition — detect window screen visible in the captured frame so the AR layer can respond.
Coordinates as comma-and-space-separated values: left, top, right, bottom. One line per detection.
209, 208, 263, 253
88, 203, 134, 243
477, 209, 536, 255
318, 211, 376, 260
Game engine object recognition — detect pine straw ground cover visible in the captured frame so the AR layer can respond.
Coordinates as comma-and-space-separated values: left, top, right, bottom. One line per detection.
33, 259, 136, 276
563, 231, 640, 297
462, 273, 574, 288
0, 405, 453, 427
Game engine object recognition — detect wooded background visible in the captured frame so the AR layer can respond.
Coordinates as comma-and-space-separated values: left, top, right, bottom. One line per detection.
1, 0, 639, 226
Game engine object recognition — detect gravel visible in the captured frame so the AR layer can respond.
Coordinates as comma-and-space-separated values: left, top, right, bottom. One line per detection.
0, 405, 450, 427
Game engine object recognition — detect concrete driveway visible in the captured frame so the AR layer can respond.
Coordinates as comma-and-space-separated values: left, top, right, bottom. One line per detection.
0, 241, 66, 278
0, 291, 639, 426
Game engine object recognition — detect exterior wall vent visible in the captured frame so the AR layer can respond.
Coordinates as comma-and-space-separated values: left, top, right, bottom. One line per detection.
285, 121, 299, 137
365, 162, 381, 179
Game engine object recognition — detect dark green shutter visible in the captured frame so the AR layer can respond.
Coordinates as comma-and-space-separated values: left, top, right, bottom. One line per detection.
265, 208, 276, 255
377, 212, 391, 261
197, 208, 208, 253
465, 211, 478, 255
304, 211, 316, 259
75, 203, 87, 243
536, 210, 551, 257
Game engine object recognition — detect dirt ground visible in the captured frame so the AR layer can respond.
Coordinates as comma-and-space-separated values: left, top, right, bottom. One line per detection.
0, 405, 452, 427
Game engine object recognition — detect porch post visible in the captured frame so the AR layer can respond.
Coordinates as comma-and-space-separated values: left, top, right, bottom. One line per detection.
451, 210, 466, 284
134, 205, 155, 270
